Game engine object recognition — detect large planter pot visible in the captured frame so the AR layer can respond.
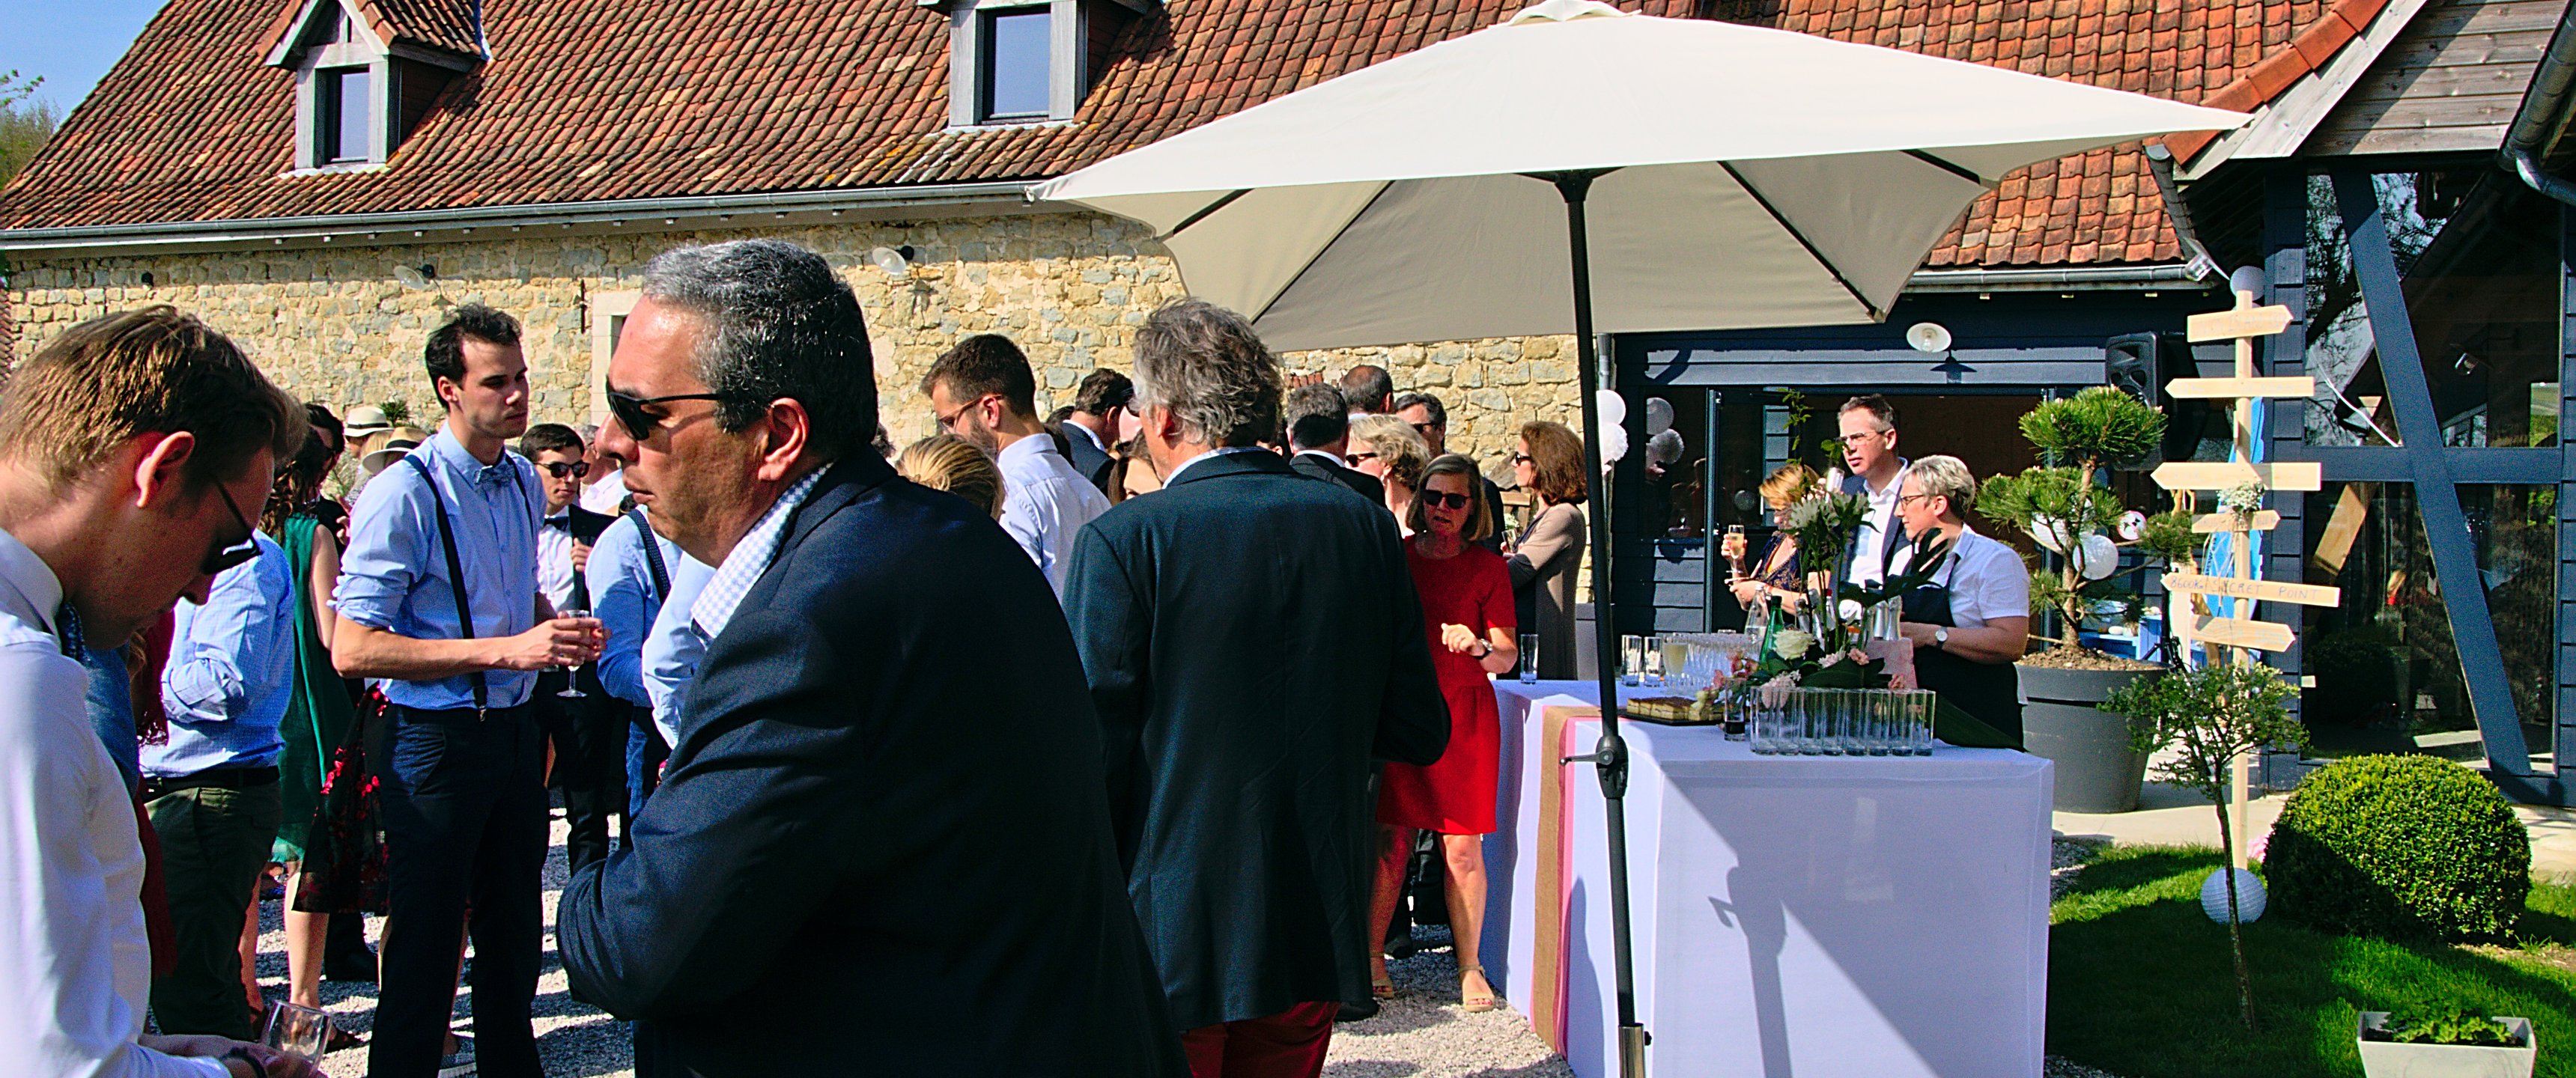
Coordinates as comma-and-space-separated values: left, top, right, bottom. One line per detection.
2016, 663, 2154, 813
2357, 1013, 2536, 1078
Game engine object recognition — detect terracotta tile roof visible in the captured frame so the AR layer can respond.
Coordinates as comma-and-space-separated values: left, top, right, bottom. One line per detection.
257, 0, 484, 64
0, 0, 2358, 270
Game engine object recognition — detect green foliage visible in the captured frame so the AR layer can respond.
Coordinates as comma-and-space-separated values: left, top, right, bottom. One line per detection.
0, 70, 58, 191
2116, 664, 2306, 806
2369, 1007, 2522, 1047
380, 401, 413, 426
2136, 509, 2202, 567
2267, 754, 2532, 943
2017, 386, 2168, 472
1780, 489, 1868, 576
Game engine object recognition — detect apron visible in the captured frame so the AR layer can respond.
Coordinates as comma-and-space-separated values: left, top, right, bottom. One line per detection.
1901, 550, 2024, 746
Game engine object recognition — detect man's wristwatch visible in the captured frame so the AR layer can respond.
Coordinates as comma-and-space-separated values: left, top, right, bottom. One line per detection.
1932, 627, 1950, 650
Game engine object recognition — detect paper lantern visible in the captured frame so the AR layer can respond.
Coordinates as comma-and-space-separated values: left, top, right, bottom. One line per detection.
2078, 534, 2120, 581
2029, 516, 2072, 553
2200, 868, 2267, 924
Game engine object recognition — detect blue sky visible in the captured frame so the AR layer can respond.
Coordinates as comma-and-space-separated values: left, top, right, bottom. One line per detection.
1, 0, 168, 113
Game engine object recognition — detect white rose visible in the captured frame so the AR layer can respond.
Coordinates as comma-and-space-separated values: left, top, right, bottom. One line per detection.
1838, 599, 1865, 622
1772, 630, 1815, 660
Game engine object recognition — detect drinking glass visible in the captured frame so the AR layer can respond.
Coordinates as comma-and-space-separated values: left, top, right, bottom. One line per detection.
1721, 680, 1750, 742
264, 1002, 332, 1062
1751, 693, 1783, 755
1620, 635, 1644, 686
1909, 689, 1939, 755
1518, 634, 1540, 683
1782, 689, 1814, 755
1641, 636, 1665, 686
555, 608, 591, 698
1662, 639, 1693, 686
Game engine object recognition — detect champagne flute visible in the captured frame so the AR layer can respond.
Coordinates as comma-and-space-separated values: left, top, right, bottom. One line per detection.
555, 608, 592, 698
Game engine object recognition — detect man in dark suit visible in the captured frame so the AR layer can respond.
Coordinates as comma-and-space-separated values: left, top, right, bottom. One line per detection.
558, 239, 1184, 1078
1062, 367, 1131, 491
523, 422, 626, 872
1834, 394, 1913, 585
1284, 383, 1385, 506
1064, 299, 1448, 1078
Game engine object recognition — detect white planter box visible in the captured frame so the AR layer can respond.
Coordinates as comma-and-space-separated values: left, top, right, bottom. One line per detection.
2357, 1013, 2537, 1078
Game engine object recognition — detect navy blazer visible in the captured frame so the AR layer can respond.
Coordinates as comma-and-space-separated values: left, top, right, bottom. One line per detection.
1063, 424, 1117, 492
1063, 449, 1448, 1029
556, 454, 1185, 1078
1288, 450, 1386, 506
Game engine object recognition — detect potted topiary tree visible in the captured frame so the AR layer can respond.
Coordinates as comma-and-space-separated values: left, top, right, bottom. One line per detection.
1979, 386, 2200, 811
2106, 661, 2305, 1030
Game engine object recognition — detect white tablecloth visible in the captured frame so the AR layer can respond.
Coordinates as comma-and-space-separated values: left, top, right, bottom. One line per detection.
1484, 680, 2054, 1078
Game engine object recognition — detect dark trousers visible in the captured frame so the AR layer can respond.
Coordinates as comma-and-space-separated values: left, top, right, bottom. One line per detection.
625, 711, 669, 828
145, 776, 282, 1039
371, 706, 548, 1078
1180, 1002, 1338, 1078
538, 673, 627, 874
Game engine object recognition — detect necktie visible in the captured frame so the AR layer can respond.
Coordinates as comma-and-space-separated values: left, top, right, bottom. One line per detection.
53, 600, 82, 658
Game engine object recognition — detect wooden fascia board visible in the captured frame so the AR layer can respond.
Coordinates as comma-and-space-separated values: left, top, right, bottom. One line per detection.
2179, 0, 2434, 180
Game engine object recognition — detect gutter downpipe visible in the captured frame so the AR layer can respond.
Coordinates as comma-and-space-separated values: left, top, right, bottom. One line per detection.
2501, 1, 2576, 206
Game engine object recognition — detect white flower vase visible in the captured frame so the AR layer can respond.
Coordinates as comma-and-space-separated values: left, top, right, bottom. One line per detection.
2199, 867, 2266, 924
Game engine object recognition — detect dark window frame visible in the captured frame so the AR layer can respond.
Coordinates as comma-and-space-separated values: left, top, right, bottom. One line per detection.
977, 7, 1053, 123
316, 65, 371, 165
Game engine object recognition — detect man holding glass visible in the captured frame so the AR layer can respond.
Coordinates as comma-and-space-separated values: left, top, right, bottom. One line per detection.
332, 305, 603, 1078
521, 422, 623, 873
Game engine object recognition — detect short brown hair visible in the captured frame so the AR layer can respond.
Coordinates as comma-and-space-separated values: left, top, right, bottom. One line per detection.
1408, 453, 1495, 541
920, 334, 1038, 418
0, 306, 304, 492
1758, 462, 1822, 510
896, 433, 1004, 519
1838, 394, 1897, 431
1518, 420, 1588, 505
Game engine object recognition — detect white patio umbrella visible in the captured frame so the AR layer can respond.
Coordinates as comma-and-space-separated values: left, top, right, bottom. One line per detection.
1034, 5, 2245, 1071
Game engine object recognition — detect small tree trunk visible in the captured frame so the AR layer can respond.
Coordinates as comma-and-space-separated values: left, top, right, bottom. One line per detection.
2213, 785, 2256, 1031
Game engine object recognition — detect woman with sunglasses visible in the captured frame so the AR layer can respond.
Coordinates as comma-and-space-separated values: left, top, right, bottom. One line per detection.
1370, 453, 1518, 1013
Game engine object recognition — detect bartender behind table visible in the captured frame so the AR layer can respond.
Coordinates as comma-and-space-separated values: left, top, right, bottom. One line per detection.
1890, 454, 2032, 745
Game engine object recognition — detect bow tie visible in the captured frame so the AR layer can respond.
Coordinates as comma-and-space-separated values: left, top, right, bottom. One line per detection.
53, 600, 82, 658
544, 515, 573, 532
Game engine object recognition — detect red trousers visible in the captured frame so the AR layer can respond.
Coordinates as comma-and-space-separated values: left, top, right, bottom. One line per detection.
1180, 1002, 1338, 1078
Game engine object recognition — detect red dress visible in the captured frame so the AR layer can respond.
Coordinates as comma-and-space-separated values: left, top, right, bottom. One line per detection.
1379, 542, 1514, 835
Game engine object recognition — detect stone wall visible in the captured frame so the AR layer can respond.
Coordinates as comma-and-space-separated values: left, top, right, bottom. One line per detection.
2, 210, 1581, 469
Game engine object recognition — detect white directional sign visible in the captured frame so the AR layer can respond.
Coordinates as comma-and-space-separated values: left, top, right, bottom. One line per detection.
2163, 573, 2341, 608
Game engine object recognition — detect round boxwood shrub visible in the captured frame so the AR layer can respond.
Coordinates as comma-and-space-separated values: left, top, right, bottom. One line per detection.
2266, 754, 2529, 941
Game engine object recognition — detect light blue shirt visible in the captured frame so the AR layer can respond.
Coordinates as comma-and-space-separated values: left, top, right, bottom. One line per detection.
334, 427, 544, 711
143, 535, 292, 777
640, 553, 714, 746
995, 435, 1111, 596
585, 511, 687, 710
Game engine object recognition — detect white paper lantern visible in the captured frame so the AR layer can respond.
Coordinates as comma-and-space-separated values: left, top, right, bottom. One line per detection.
2078, 534, 2120, 581
1595, 390, 1629, 465
2200, 868, 2267, 924
2115, 510, 2148, 541
2029, 515, 2072, 553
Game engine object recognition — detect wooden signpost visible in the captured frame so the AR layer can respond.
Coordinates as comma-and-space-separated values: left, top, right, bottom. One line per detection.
2154, 280, 2342, 867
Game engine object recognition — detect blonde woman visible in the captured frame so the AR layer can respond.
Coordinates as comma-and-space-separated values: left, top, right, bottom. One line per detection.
896, 434, 1006, 519
1347, 414, 1430, 526
1723, 463, 1823, 618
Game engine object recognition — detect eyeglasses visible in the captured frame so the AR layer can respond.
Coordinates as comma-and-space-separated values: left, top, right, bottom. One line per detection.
1895, 492, 1935, 508
1842, 427, 1895, 444
1409, 421, 1440, 438
607, 390, 735, 442
1346, 451, 1380, 465
539, 460, 591, 480
1421, 490, 1474, 511
1511, 453, 1533, 465
201, 481, 259, 576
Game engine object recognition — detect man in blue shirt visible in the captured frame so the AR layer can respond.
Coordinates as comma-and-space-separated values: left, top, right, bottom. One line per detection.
142, 532, 295, 1040
583, 508, 697, 826
332, 305, 601, 1078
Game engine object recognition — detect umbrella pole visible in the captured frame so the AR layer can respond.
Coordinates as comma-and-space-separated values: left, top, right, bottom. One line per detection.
1546, 168, 1650, 1078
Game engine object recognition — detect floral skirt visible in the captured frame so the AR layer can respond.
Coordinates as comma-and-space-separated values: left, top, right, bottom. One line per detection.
291, 687, 390, 916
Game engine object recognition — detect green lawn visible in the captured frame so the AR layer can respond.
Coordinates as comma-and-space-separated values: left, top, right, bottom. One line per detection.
2050, 844, 2576, 1077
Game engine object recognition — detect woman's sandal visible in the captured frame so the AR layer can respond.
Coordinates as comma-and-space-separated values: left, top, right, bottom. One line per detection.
1372, 974, 1397, 1001
1458, 965, 1500, 1013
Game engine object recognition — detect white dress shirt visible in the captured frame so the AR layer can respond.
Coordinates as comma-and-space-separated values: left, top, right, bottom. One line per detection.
580, 468, 630, 514
538, 509, 580, 612
0, 529, 228, 1078
1846, 463, 1912, 588
996, 434, 1111, 595
1931, 526, 2033, 627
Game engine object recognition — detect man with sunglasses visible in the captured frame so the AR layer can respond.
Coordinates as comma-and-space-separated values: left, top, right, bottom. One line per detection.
333, 305, 602, 1078
520, 424, 624, 874
1392, 392, 1504, 553
139, 476, 295, 1042
0, 305, 314, 1078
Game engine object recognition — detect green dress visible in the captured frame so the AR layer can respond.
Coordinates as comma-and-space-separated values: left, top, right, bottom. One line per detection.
273, 509, 356, 863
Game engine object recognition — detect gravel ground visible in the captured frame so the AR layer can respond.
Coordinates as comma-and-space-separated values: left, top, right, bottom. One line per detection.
250, 826, 2113, 1077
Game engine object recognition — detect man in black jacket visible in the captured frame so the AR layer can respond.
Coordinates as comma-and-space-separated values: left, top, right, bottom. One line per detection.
1064, 299, 1448, 1078
1062, 367, 1131, 491
523, 422, 625, 872
558, 239, 1183, 1078
1284, 383, 1385, 506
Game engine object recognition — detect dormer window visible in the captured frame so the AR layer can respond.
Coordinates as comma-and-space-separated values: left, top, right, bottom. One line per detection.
264, 0, 483, 171
943, 0, 1151, 127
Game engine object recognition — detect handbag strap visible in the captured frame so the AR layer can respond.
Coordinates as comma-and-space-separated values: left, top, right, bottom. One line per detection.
631, 508, 671, 603
401, 454, 488, 716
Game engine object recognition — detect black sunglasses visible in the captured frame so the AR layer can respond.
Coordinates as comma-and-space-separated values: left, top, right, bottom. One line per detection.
540, 460, 591, 480
202, 481, 258, 576
607, 390, 736, 441
1346, 451, 1380, 465
1422, 490, 1474, 511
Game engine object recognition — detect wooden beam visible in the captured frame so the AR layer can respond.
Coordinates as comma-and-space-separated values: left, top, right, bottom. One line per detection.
2186, 305, 2296, 342
2165, 376, 2318, 399
2151, 460, 2324, 492
2163, 573, 2342, 607
2192, 510, 2283, 533
2179, 615, 2297, 652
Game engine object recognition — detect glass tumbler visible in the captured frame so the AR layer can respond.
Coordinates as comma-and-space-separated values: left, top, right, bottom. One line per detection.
1620, 635, 1644, 686
1862, 690, 1893, 755
1641, 635, 1665, 686
264, 1002, 332, 1062
1519, 634, 1540, 683
1910, 689, 1939, 755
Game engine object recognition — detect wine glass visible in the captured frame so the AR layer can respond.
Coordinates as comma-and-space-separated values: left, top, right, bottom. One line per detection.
264, 1002, 332, 1062
555, 608, 591, 698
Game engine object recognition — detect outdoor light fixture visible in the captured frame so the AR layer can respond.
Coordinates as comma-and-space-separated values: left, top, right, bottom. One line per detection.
869, 245, 918, 279
392, 263, 438, 289
1905, 321, 1953, 354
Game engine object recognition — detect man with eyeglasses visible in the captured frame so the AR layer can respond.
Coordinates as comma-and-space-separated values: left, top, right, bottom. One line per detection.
333, 304, 602, 1078
1835, 394, 1914, 588
0, 306, 315, 1078
917, 334, 1111, 595
521, 424, 625, 874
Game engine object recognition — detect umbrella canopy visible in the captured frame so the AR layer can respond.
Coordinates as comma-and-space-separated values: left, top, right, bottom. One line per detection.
1031, 0, 2249, 353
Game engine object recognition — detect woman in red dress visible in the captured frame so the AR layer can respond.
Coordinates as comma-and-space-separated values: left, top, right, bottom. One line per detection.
1371, 453, 1519, 1012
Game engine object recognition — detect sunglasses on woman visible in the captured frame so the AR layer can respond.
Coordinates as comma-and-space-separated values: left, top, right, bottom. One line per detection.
1421, 490, 1474, 511
539, 460, 591, 480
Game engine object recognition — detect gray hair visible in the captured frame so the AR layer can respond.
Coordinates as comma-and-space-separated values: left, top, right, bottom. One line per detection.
1349, 414, 1430, 492
1130, 299, 1281, 449
639, 240, 877, 455
1907, 454, 1976, 517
